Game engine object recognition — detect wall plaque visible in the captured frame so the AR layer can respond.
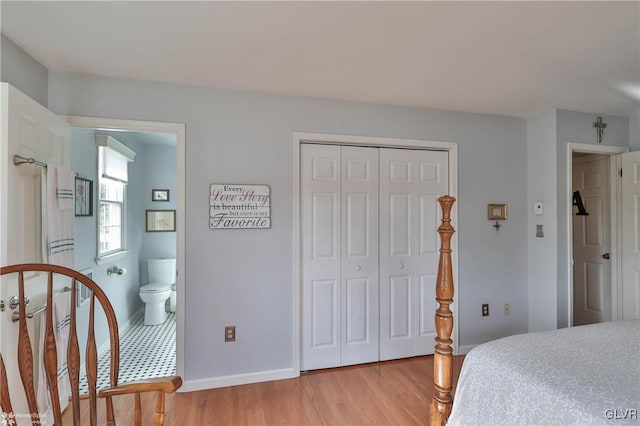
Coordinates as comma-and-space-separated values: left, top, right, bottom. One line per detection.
209, 184, 271, 229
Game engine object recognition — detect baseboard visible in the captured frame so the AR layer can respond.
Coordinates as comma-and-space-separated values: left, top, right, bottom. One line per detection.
456, 344, 477, 355
179, 368, 299, 393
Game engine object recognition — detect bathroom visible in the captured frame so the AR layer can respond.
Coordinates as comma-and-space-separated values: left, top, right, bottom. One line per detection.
71, 127, 177, 387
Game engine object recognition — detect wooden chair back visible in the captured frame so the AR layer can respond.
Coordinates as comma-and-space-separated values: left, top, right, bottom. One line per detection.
0, 263, 182, 426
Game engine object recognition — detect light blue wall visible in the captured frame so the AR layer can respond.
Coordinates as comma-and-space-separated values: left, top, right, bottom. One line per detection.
50, 72, 529, 382
555, 110, 629, 328
71, 128, 145, 362
139, 143, 177, 284
0, 34, 48, 107
526, 110, 558, 332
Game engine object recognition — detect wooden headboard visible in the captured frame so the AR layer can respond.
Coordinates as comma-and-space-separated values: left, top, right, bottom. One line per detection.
429, 195, 456, 426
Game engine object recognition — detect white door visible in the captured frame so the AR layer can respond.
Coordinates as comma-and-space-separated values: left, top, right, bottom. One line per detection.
379, 148, 448, 360
621, 151, 640, 320
301, 144, 380, 370
0, 84, 71, 421
572, 155, 611, 325
340, 146, 379, 366
301, 144, 341, 370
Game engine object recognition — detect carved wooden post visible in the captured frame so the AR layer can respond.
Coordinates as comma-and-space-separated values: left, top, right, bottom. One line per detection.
430, 195, 456, 426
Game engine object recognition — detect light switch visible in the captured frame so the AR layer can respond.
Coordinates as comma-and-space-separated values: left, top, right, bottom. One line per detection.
534, 201, 543, 216
536, 224, 544, 238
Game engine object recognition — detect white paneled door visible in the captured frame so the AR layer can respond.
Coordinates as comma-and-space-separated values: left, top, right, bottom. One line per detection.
621, 151, 640, 320
340, 146, 379, 366
301, 144, 448, 370
0, 84, 71, 419
572, 155, 611, 325
379, 148, 448, 360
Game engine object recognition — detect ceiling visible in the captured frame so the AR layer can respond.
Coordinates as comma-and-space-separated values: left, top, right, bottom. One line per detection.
2, 1, 639, 118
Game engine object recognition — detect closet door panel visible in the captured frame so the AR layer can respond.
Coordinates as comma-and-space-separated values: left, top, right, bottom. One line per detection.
301, 144, 341, 370
341, 146, 379, 366
380, 148, 417, 360
414, 150, 449, 355
380, 148, 448, 360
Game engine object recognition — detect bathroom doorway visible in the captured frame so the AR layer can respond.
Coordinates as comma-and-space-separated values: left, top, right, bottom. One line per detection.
67, 116, 186, 385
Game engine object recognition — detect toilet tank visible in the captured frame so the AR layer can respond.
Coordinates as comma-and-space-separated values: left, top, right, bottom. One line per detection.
147, 258, 176, 284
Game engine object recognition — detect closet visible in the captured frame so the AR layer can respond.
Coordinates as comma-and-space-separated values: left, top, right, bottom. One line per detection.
301, 143, 449, 370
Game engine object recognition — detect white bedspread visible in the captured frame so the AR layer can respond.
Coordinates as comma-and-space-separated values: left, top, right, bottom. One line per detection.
448, 320, 640, 426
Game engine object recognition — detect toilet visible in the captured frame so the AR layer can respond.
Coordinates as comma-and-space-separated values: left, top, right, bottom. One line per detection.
139, 258, 176, 325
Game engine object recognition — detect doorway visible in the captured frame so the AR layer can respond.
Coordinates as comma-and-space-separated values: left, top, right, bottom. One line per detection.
66, 116, 186, 381
567, 143, 627, 327
293, 133, 458, 372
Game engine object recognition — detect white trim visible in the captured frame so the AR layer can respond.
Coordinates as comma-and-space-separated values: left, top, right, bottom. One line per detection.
566, 143, 628, 326
95, 133, 137, 161
179, 368, 298, 393
65, 115, 187, 381
292, 132, 460, 373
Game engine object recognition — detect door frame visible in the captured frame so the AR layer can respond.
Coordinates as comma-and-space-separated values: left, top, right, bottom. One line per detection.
292, 132, 458, 373
566, 143, 628, 326
65, 115, 186, 381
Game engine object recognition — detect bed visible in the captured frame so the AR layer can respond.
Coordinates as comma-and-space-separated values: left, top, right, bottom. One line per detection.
429, 196, 640, 426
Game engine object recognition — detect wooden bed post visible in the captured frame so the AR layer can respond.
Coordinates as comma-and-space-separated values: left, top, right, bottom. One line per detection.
430, 195, 456, 426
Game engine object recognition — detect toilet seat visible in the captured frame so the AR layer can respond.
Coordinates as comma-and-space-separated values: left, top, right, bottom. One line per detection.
140, 282, 171, 293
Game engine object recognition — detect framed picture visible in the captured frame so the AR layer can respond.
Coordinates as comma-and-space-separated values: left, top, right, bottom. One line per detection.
75, 177, 93, 217
487, 203, 507, 220
146, 210, 176, 232
152, 189, 170, 202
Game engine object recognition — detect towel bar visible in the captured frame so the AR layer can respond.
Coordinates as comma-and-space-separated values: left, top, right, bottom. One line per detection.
11, 286, 73, 322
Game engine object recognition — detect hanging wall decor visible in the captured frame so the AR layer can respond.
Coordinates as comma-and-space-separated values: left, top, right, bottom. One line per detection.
75, 177, 93, 217
572, 191, 589, 216
209, 184, 271, 229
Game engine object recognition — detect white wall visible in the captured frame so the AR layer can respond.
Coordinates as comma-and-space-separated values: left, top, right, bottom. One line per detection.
48, 71, 529, 383
630, 109, 639, 151
0, 34, 48, 107
555, 110, 629, 328
526, 110, 558, 332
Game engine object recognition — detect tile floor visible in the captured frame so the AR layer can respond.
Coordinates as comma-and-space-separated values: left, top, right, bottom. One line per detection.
79, 312, 176, 394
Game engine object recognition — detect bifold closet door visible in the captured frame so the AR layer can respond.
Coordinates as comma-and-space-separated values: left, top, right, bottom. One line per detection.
379, 148, 448, 361
301, 144, 379, 370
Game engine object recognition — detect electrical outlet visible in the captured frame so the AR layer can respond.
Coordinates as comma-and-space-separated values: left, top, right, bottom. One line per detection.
504, 303, 510, 315
225, 326, 236, 342
482, 304, 489, 317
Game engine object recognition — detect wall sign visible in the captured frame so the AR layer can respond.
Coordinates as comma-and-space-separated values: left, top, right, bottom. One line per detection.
209, 184, 271, 229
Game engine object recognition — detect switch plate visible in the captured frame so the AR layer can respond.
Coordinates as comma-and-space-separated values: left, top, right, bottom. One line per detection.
482, 304, 489, 317
534, 201, 543, 216
536, 224, 544, 238
504, 303, 510, 315
225, 326, 236, 342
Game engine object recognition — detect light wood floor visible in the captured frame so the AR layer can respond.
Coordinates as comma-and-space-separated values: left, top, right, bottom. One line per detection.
63, 355, 464, 426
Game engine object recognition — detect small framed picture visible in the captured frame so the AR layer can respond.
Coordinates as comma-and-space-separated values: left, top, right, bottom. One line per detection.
152, 189, 170, 202
146, 210, 176, 232
487, 204, 507, 220
75, 177, 93, 217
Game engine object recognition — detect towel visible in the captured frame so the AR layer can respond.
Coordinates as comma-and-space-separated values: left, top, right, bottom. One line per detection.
55, 167, 75, 211
36, 291, 72, 418
42, 166, 75, 268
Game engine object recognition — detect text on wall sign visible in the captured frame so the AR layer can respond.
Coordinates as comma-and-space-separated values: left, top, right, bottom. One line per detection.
209, 184, 271, 229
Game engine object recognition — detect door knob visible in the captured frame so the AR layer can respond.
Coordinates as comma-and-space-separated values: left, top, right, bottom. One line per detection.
398, 263, 404, 270
355, 265, 361, 271
601, 253, 610, 260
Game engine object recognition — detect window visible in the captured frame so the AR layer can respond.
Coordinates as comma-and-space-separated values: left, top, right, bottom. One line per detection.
98, 175, 124, 255
96, 134, 136, 260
